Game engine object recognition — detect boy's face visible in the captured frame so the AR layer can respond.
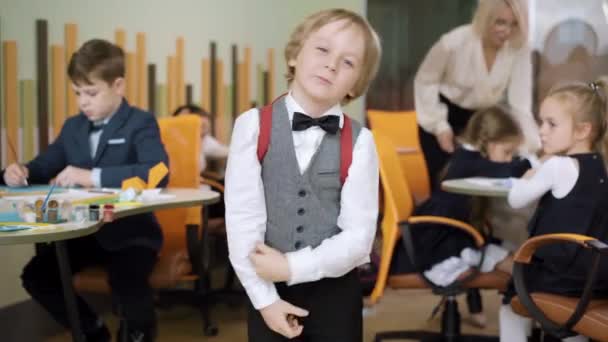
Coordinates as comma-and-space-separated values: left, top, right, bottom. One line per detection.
289, 19, 365, 110
72, 77, 124, 122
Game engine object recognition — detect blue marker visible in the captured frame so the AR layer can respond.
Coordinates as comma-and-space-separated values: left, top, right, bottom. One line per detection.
40, 183, 57, 212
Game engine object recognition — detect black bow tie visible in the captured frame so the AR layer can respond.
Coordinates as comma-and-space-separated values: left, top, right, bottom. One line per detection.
89, 122, 106, 133
292, 112, 340, 134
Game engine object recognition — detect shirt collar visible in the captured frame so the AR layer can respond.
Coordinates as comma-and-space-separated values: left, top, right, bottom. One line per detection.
285, 92, 344, 129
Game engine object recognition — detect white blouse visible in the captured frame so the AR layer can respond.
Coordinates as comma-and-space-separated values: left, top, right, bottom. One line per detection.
414, 25, 539, 152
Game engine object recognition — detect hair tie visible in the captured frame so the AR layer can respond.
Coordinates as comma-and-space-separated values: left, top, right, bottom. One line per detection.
589, 81, 600, 93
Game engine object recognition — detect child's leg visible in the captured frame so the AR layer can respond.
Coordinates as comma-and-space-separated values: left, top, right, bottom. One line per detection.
499, 304, 532, 342
466, 289, 487, 327
107, 246, 158, 341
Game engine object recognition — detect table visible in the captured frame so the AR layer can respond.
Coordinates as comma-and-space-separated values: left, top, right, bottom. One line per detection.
441, 177, 510, 198
0, 187, 219, 342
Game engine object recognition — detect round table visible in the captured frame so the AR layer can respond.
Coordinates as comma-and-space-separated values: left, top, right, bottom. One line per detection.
0, 188, 219, 342
441, 177, 510, 198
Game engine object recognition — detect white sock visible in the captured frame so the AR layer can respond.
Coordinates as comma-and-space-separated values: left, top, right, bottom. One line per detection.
499, 304, 532, 342
562, 335, 589, 342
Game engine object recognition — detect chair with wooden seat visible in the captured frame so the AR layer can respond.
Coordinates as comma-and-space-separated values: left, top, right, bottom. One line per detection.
369, 133, 510, 342
510, 233, 608, 342
368, 110, 431, 204
73, 114, 220, 337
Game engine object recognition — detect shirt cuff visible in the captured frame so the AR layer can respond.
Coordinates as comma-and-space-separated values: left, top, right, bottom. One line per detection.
248, 283, 280, 310
91, 168, 102, 187
286, 246, 320, 286
434, 121, 452, 135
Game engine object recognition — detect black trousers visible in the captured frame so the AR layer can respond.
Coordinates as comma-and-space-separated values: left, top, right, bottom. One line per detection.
419, 94, 476, 190
21, 235, 158, 334
248, 271, 362, 342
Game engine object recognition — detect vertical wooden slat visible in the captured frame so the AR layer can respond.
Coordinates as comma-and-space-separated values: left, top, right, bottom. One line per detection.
21, 80, 36, 161
36, 19, 49, 151
136, 33, 147, 109
186, 84, 193, 105
4, 41, 19, 165
115, 29, 126, 50
257, 63, 264, 107
147, 64, 156, 114
243, 47, 251, 107
125, 52, 136, 103
0, 17, 3, 164
267, 48, 275, 101
175, 37, 185, 107
231, 45, 238, 120
156, 84, 167, 118
209, 42, 217, 132
51, 45, 66, 140
201, 59, 210, 111
263, 71, 269, 106
65, 23, 78, 116
238, 62, 245, 113
166, 56, 176, 116
215, 60, 224, 139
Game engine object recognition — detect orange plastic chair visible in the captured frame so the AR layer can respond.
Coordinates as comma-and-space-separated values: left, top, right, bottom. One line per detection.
73, 114, 220, 336
368, 110, 431, 204
510, 234, 608, 342
369, 133, 510, 341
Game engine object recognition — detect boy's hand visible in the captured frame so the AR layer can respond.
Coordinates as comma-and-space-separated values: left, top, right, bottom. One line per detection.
3, 163, 29, 187
259, 299, 308, 339
250, 243, 291, 282
54, 166, 93, 187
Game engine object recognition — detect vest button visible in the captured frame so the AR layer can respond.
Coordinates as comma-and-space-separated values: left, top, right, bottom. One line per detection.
296, 225, 304, 233
294, 241, 302, 249
298, 189, 307, 197
297, 208, 305, 215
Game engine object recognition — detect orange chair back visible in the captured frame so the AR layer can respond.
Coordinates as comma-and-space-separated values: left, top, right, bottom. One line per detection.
368, 133, 416, 304
156, 114, 202, 254
368, 110, 430, 203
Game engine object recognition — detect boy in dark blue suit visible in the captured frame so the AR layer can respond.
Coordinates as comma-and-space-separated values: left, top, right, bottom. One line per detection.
1, 39, 168, 342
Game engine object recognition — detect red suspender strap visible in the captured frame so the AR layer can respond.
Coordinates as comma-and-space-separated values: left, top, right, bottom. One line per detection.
256, 103, 273, 161
257, 93, 287, 162
340, 115, 353, 185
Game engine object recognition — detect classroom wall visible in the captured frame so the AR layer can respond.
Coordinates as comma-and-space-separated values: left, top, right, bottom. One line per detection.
0, 0, 365, 308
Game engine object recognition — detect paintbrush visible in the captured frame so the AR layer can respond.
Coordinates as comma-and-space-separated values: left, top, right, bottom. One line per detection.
6, 139, 28, 186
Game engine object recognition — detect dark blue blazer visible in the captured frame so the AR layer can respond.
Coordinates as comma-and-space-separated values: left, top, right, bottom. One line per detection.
3, 99, 169, 251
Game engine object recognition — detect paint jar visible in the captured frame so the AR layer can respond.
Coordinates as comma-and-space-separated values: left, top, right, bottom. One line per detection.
72, 205, 87, 223
89, 204, 100, 221
103, 204, 115, 223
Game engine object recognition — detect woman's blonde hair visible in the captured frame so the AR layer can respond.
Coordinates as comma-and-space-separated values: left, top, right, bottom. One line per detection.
546, 76, 608, 158
284, 8, 382, 104
472, 0, 528, 49
460, 105, 523, 157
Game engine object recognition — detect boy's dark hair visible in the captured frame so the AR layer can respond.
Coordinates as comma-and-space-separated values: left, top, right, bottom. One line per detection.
172, 104, 210, 118
67, 39, 125, 85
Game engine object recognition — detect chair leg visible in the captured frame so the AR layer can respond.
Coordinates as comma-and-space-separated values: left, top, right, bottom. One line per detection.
442, 297, 461, 340
196, 278, 219, 337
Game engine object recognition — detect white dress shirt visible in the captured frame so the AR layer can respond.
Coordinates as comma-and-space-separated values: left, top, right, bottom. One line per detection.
199, 135, 229, 172
414, 25, 540, 152
224, 93, 379, 309
508, 156, 578, 209
89, 113, 115, 187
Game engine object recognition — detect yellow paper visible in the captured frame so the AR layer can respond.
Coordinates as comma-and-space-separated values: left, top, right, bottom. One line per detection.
147, 162, 169, 189
121, 177, 147, 191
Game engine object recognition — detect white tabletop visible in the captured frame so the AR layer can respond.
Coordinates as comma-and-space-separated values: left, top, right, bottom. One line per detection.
441, 177, 511, 198
0, 188, 220, 245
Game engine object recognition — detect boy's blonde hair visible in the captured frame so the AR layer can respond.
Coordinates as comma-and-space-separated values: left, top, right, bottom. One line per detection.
472, 0, 527, 49
460, 105, 523, 157
284, 8, 382, 104
547, 76, 608, 158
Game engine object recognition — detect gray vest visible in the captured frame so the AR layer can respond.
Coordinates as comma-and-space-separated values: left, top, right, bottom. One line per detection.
261, 98, 362, 253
